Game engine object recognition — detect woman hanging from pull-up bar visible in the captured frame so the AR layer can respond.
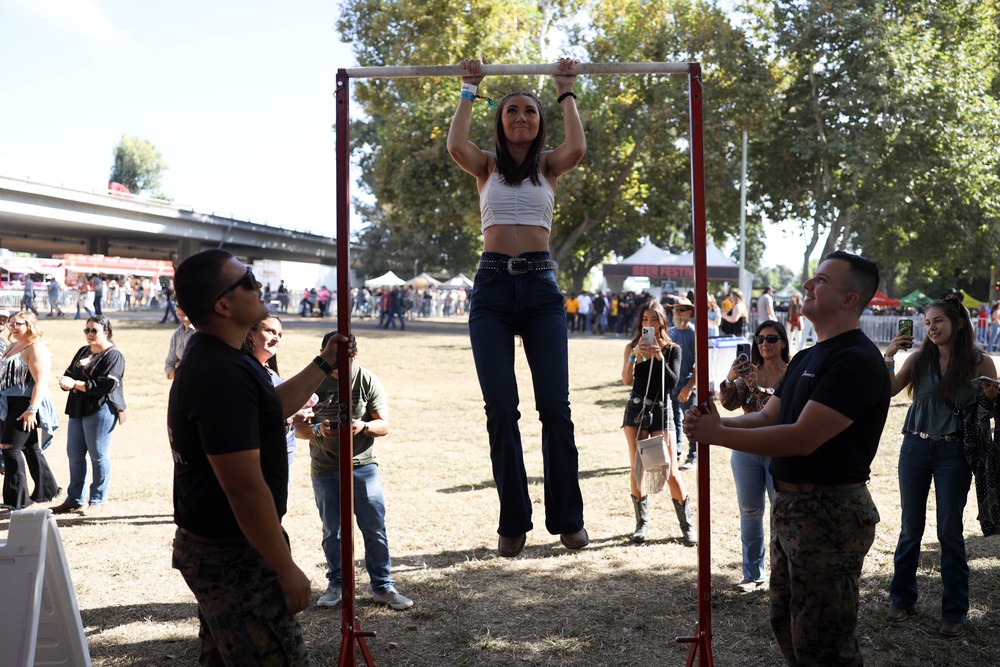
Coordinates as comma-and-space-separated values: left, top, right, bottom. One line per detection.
447, 57, 588, 558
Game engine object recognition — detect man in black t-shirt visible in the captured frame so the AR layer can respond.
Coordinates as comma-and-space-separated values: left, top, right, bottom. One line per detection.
685, 251, 890, 667
169, 249, 353, 666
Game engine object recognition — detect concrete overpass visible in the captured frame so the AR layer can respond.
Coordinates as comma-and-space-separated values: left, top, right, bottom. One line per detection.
0, 175, 355, 265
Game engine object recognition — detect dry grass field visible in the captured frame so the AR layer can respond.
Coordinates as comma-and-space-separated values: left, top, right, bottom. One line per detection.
3, 313, 999, 666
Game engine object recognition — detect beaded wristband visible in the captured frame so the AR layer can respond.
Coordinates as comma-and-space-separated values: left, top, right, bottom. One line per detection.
557, 91, 577, 103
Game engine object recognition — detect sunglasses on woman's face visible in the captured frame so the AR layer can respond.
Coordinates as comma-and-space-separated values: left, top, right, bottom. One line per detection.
753, 334, 782, 344
83, 328, 102, 335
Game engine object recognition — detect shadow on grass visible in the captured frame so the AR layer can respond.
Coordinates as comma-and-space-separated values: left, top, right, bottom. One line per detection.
848, 532, 1000, 667
297, 559, 709, 667
48, 514, 175, 528
81, 602, 199, 666
437, 466, 629, 494
82, 601, 196, 628
74, 536, 1000, 667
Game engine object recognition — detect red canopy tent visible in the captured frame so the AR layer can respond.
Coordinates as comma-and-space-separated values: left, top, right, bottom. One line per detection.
868, 290, 900, 307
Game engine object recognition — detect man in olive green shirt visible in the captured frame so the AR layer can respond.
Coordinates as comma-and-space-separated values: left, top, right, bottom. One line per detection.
297, 336, 413, 611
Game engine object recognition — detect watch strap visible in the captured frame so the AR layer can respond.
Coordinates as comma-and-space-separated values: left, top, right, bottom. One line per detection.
312, 355, 334, 375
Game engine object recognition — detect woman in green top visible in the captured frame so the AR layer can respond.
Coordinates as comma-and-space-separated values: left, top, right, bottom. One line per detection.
884, 295, 997, 637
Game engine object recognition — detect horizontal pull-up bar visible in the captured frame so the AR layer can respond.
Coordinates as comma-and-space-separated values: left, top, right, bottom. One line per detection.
340, 62, 693, 79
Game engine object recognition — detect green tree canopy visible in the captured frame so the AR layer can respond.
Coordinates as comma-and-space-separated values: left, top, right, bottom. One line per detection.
109, 135, 168, 196
338, 0, 1000, 295
743, 0, 1000, 292
338, 0, 774, 287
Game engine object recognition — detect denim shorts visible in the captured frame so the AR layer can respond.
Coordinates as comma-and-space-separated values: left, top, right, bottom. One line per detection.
623, 394, 666, 431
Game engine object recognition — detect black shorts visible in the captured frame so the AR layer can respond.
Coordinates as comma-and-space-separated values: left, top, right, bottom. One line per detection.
1, 396, 37, 449
622, 395, 666, 432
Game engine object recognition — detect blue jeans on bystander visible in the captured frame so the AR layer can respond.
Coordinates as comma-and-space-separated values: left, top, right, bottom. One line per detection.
66, 403, 116, 506
311, 463, 394, 594
890, 433, 972, 622
731, 450, 774, 582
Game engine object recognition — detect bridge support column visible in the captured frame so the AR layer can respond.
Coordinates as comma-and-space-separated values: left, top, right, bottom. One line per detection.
175, 238, 201, 265
87, 236, 110, 255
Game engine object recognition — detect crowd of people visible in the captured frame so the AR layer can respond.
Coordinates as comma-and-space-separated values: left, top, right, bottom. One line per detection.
1, 310, 125, 517
4, 53, 1000, 666
12, 274, 174, 319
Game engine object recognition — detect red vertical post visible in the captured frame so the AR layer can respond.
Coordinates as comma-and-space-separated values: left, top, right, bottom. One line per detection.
335, 69, 376, 666
676, 62, 715, 667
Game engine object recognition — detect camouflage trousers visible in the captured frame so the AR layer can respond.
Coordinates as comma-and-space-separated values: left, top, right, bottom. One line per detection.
769, 485, 879, 667
172, 529, 310, 666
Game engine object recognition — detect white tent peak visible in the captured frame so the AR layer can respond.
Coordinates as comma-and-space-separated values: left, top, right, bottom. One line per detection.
364, 271, 405, 288
441, 273, 473, 289
619, 240, 669, 264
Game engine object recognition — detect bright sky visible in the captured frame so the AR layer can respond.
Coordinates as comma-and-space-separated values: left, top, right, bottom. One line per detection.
0, 0, 805, 267
0, 0, 353, 235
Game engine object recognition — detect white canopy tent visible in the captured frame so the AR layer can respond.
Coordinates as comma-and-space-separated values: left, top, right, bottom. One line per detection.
405, 272, 442, 288
363, 271, 405, 288
440, 273, 473, 290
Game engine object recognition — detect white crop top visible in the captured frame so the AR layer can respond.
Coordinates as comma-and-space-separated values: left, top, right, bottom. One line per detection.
480, 170, 554, 232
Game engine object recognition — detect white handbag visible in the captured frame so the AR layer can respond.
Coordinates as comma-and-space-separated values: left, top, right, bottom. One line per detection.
635, 348, 670, 469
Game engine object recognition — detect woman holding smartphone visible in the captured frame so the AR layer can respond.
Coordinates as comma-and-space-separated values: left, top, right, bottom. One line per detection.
719, 320, 789, 591
884, 295, 997, 637
621, 301, 696, 545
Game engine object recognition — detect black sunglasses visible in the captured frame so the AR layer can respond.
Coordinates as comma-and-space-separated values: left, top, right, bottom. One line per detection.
83, 327, 101, 335
753, 334, 783, 344
214, 266, 258, 302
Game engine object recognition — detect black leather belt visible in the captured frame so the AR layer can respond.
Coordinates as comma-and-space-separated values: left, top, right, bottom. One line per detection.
903, 430, 960, 442
176, 527, 247, 545
773, 480, 867, 494
477, 258, 558, 275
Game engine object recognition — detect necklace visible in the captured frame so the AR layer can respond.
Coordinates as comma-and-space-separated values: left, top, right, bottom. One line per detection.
757, 364, 786, 388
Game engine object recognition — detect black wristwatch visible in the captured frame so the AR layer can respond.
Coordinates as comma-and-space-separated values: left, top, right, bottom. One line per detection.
361, 422, 369, 435
312, 356, 334, 375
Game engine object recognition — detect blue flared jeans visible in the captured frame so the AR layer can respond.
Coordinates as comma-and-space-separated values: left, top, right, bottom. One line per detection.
468, 252, 585, 538
66, 403, 116, 506
889, 433, 972, 622
311, 463, 394, 594
731, 451, 774, 582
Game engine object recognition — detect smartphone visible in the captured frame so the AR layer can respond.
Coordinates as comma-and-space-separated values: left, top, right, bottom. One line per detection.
898, 319, 914, 349
736, 343, 752, 373
642, 326, 656, 346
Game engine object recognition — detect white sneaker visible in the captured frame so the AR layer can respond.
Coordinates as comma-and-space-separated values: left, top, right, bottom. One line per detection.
735, 578, 766, 593
372, 587, 413, 610
317, 584, 342, 607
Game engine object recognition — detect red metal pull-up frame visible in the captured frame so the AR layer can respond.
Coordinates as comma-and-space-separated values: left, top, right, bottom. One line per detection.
334, 61, 712, 667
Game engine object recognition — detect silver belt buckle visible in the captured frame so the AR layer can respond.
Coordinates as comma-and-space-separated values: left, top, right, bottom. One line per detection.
507, 258, 529, 275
